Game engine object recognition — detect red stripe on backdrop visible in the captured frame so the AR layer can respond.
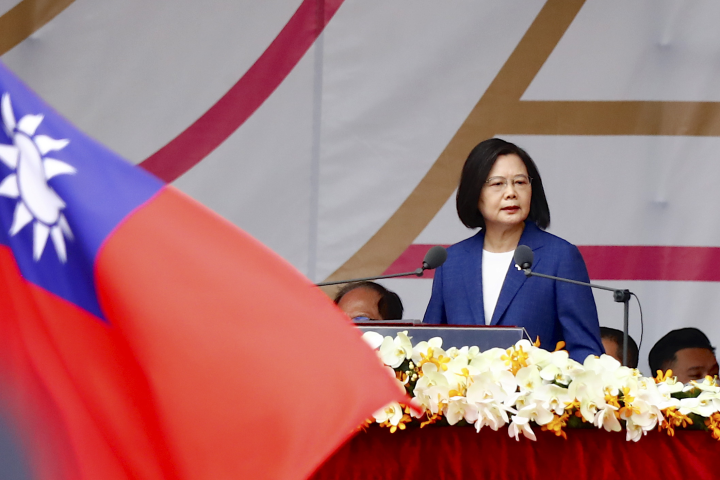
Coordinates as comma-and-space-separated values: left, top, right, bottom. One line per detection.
384, 245, 720, 282
139, 0, 345, 183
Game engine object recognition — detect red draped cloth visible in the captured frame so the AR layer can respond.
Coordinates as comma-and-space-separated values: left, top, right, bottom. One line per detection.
311, 426, 717, 480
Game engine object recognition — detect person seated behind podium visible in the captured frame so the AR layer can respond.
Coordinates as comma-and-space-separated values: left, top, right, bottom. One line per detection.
648, 327, 719, 383
334, 281, 404, 321
600, 327, 639, 368
423, 138, 603, 362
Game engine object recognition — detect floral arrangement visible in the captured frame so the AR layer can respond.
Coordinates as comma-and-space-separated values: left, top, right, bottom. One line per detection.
361, 332, 720, 442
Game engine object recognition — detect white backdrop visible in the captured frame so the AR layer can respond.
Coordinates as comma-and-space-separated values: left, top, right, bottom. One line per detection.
4, 0, 720, 375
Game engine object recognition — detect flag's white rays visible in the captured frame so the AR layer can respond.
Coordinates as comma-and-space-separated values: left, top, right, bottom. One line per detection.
17, 114, 43, 136
34, 136, 69, 155
1, 94, 15, 134
33, 222, 50, 260
0, 93, 75, 262
58, 214, 73, 240
50, 225, 66, 262
0, 144, 18, 168
10, 202, 32, 235
0, 174, 18, 197
44, 158, 76, 180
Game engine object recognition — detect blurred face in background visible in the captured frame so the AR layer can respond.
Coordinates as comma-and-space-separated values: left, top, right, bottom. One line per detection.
667, 348, 719, 383
602, 338, 621, 363
337, 287, 382, 321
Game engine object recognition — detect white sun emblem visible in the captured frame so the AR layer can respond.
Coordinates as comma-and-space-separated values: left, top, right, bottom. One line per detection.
0, 93, 75, 263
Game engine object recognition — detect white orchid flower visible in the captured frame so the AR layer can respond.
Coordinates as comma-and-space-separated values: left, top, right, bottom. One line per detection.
410, 337, 444, 364
539, 363, 564, 384
444, 345, 479, 361
594, 405, 621, 432
539, 350, 580, 385
467, 369, 517, 404
690, 377, 720, 393
479, 347, 508, 362
469, 354, 490, 372
526, 346, 552, 368
621, 384, 665, 441
516, 403, 554, 427
679, 393, 720, 417
516, 366, 543, 393
413, 363, 450, 414
446, 397, 479, 425
508, 413, 536, 441
465, 345, 481, 361
378, 332, 412, 368
475, 400, 514, 432
512, 391, 531, 411
625, 419, 645, 442
443, 355, 480, 393
373, 401, 404, 425
584, 354, 621, 374
656, 378, 684, 396
568, 371, 607, 423
513, 339, 534, 352
445, 347, 460, 359
579, 397, 602, 423
361, 331, 384, 350
532, 383, 573, 416
626, 397, 663, 432
633, 380, 679, 411
582, 355, 638, 398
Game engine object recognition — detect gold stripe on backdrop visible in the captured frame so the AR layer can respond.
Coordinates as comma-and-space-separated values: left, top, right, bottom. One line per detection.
0, 0, 74, 56
322, 0, 720, 287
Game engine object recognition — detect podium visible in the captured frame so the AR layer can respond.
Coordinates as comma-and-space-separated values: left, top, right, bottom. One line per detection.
354, 323, 527, 350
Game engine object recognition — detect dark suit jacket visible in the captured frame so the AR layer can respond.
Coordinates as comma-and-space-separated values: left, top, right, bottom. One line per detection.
423, 222, 603, 362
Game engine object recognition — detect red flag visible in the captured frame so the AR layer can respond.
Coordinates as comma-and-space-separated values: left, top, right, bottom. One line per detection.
0, 62, 403, 479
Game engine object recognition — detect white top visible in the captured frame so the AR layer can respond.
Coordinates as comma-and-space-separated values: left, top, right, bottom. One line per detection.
482, 249, 515, 325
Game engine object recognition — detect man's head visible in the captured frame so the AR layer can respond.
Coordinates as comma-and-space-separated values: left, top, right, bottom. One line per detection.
648, 327, 719, 383
600, 327, 639, 368
333, 281, 403, 321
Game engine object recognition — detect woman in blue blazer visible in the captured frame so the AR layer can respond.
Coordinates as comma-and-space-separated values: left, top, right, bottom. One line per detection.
423, 138, 603, 362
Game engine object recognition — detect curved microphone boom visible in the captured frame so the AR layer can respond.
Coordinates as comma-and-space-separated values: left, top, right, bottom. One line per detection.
316, 246, 448, 287
512, 243, 637, 367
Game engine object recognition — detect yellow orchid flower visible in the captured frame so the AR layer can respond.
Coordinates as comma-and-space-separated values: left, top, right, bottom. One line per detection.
655, 369, 674, 384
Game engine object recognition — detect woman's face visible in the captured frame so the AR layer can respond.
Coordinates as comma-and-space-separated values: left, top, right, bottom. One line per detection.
478, 153, 532, 231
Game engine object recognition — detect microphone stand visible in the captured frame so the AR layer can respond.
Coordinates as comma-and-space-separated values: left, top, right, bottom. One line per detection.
520, 268, 632, 367
316, 267, 427, 287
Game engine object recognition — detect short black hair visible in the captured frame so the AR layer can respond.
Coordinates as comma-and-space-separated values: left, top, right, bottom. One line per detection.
333, 281, 404, 320
456, 138, 550, 230
648, 327, 716, 375
600, 327, 639, 368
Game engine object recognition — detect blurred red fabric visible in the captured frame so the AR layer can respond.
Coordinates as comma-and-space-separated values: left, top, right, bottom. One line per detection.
312, 426, 716, 480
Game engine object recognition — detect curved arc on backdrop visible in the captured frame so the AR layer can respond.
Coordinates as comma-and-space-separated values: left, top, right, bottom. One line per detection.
0, 0, 74, 55
322, 0, 586, 283
139, 0, 345, 183
323, 0, 720, 284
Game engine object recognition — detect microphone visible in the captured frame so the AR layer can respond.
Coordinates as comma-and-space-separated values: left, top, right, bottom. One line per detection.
423, 245, 448, 270
512, 244, 635, 367
316, 246, 448, 287
513, 245, 534, 272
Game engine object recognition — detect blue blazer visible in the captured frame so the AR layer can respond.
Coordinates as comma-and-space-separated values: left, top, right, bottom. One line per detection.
423, 222, 603, 362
